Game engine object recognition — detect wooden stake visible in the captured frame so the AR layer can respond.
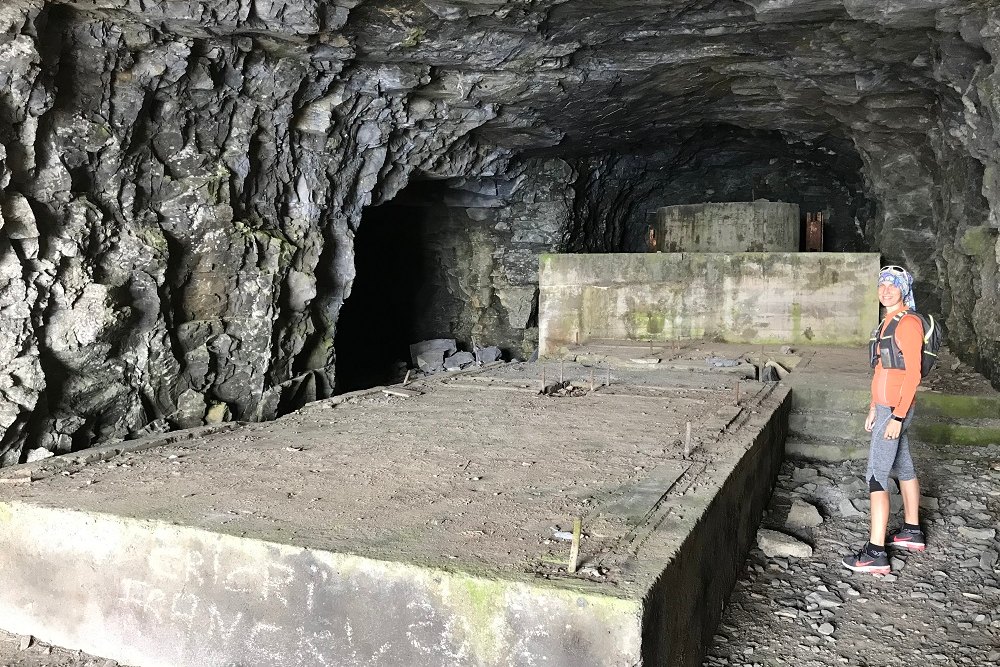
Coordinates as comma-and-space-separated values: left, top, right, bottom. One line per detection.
560, 359, 564, 384
568, 517, 582, 574
541, 365, 546, 392
735, 381, 740, 406
589, 368, 595, 392
403, 370, 411, 386
684, 421, 692, 458
606, 367, 611, 387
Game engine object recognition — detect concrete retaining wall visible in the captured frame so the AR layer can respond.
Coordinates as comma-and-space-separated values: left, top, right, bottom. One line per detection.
655, 201, 799, 252
539, 252, 879, 354
0, 502, 642, 666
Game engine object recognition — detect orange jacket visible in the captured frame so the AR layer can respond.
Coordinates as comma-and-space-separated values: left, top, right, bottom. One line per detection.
870, 309, 923, 418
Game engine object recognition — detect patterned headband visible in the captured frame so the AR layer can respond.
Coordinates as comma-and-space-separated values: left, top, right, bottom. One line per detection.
878, 266, 915, 310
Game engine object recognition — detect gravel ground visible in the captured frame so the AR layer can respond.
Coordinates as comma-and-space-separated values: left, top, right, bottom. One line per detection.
704, 443, 1000, 667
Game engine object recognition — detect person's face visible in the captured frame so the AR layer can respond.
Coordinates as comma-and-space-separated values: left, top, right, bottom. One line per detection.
878, 282, 903, 308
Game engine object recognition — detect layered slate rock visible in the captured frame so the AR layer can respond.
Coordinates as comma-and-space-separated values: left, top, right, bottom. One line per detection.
0, 0, 999, 463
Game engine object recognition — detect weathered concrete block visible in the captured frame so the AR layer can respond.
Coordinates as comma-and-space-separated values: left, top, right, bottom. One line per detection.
654, 201, 800, 252
538, 252, 880, 354
0, 501, 643, 667
409, 339, 457, 366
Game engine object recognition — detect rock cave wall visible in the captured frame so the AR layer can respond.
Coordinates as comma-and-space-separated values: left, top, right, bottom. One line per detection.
394, 158, 573, 359
0, 0, 998, 464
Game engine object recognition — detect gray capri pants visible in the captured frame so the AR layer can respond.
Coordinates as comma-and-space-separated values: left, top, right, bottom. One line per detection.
866, 404, 917, 491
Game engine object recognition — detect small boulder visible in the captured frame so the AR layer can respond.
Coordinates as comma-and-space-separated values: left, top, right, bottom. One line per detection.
416, 349, 445, 372
792, 467, 818, 482
475, 346, 503, 364
786, 499, 824, 528
958, 526, 996, 542
838, 499, 864, 518
757, 529, 813, 558
25, 448, 54, 463
409, 339, 457, 366
444, 351, 476, 370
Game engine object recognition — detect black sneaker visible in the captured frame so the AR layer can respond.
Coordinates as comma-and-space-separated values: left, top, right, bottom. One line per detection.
889, 526, 926, 552
842, 546, 890, 574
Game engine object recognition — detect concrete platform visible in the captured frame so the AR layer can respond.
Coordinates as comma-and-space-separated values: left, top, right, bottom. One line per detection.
0, 360, 790, 667
782, 345, 1000, 459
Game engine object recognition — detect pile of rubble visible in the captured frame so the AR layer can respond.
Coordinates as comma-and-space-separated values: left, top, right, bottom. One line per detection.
408, 339, 504, 375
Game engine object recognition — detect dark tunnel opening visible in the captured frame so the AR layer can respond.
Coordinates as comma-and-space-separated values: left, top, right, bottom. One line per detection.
333, 191, 432, 393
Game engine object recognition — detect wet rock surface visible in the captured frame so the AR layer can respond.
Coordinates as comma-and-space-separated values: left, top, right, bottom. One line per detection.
0, 0, 998, 463
704, 444, 1000, 667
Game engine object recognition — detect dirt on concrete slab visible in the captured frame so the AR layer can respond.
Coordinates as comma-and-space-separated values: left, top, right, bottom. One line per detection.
0, 359, 770, 593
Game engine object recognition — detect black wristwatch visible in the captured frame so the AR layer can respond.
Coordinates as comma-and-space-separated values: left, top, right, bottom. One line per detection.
891, 415, 905, 422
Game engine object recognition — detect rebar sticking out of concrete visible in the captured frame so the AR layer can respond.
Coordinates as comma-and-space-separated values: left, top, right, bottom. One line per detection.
568, 517, 582, 573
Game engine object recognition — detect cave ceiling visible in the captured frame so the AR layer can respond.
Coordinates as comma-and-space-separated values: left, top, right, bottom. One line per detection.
54, 0, 987, 160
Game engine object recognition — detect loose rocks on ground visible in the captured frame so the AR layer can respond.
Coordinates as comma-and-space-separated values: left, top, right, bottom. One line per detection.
705, 443, 1000, 667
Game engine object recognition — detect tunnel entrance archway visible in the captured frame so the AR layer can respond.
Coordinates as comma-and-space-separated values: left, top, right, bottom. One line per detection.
334, 189, 433, 393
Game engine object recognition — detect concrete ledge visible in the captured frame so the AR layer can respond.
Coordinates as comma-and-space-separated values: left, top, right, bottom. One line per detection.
0, 501, 643, 666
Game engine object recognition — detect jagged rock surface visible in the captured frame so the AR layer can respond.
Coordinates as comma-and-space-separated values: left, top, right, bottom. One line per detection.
0, 0, 998, 463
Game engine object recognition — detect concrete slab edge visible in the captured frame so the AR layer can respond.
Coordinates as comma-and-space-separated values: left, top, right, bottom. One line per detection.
0, 423, 243, 483
640, 386, 792, 666
0, 500, 643, 667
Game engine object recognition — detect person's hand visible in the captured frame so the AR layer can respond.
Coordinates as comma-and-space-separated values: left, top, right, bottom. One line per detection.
864, 407, 876, 432
883, 418, 902, 440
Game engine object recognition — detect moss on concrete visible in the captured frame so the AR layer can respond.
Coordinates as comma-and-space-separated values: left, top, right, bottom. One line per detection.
911, 423, 1000, 446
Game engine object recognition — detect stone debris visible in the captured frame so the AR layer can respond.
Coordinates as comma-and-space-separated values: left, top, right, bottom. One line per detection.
785, 498, 823, 528
838, 498, 864, 518
415, 349, 445, 372
443, 351, 476, 370
474, 346, 503, 364
958, 526, 997, 542
756, 529, 813, 558
25, 448, 54, 463
920, 495, 940, 510
706, 356, 742, 367
705, 444, 1000, 667
409, 339, 458, 367
411, 340, 504, 375
791, 467, 818, 482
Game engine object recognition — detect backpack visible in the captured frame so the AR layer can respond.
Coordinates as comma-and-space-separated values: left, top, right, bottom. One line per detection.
868, 311, 942, 378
